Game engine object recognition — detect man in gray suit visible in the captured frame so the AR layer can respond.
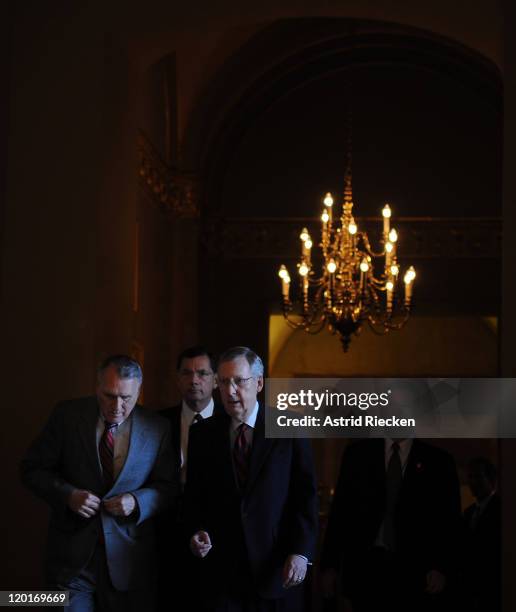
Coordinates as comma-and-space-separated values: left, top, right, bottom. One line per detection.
21, 355, 177, 612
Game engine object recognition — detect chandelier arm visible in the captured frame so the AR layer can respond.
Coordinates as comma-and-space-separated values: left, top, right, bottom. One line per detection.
366, 309, 411, 333
357, 233, 385, 258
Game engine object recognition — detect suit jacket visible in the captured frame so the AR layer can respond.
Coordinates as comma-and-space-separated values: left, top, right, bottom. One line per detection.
159, 401, 225, 473
154, 400, 225, 596
183, 404, 318, 600
321, 439, 461, 592
20, 397, 177, 590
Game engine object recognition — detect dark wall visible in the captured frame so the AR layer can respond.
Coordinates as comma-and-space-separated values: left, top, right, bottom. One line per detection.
0, 4, 141, 587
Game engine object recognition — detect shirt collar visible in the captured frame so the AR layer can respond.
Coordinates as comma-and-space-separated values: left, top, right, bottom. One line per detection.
182, 398, 214, 425
385, 437, 413, 452
231, 401, 260, 431
98, 412, 128, 428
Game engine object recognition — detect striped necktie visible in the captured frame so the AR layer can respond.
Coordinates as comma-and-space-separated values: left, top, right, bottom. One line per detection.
99, 422, 117, 490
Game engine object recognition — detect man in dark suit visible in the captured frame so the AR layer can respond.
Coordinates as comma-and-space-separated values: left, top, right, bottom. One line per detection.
159, 346, 223, 487
21, 355, 177, 612
184, 346, 318, 612
321, 438, 461, 612
462, 456, 501, 611
156, 346, 223, 610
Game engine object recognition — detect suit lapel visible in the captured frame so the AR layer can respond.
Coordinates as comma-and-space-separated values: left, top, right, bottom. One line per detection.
404, 440, 419, 476
400, 439, 423, 499
372, 439, 387, 501
78, 399, 103, 485
170, 405, 181, 466
213, 412, 238, 492
111, 406, 148, 492
245, 404, 274, 494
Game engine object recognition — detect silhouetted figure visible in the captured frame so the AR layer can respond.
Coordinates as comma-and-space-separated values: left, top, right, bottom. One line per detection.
462, 456, 501, 612
320, 438, 461, 612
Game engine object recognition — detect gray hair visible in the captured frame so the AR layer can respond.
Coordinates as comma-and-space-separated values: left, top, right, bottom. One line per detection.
98, 354, 143, 382
218, 346, 264, 377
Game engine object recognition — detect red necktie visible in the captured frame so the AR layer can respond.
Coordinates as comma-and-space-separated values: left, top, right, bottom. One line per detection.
233, 423, 250, 489
99, 422, 117, 490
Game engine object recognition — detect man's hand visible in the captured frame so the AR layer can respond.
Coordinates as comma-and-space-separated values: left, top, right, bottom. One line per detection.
103, 493, 136, 517
425, 569, 446, 594
68, 489, 101, 518
282, 554, 308, 589
190, 531, 212, 558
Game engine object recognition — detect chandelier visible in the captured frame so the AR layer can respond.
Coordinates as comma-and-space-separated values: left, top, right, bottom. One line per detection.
278, 166, 416, 351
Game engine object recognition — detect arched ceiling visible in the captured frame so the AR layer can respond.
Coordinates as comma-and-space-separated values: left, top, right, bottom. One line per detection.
123, 1, 502, 148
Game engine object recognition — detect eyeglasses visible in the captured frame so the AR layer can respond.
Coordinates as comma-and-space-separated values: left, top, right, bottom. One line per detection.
217, 376, 255, 389
179, 369, 214, 379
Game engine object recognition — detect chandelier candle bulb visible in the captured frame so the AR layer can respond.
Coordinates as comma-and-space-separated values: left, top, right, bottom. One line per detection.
282, 277, 290, 299
359, 259, 369, 291
302, 237, 312, 262
404, 282, 412, 305
385, 241, 394, 266
386, 280, 394, 312
327, 258, 337, 274
302, 275, 309, 311
404, 268, 415, 305
388, 229, 398, 261
278, 266, 290, 300
323, 192, 334, 223
278, 265, 288, 280
382, 204, 391, 237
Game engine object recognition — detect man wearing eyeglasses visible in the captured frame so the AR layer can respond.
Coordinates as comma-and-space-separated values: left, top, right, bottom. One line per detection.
184, 346, 318, 611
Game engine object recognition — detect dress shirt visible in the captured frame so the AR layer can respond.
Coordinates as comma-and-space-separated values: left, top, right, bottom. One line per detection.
180, 398, 215, 483
95, 414, 132, 482
470, 491, 496, 528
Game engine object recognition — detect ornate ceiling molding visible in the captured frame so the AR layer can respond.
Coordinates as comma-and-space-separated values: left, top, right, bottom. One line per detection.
138, 132, 199, 218
201, 217, 501, 260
